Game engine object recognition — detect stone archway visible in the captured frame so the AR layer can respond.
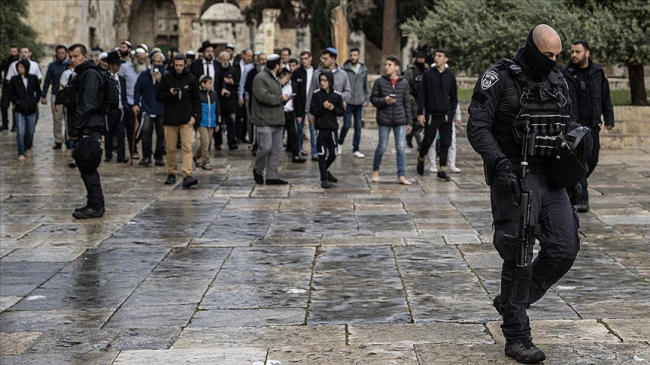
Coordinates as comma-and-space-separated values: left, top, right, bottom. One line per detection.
128, 0, 179, 49
192, 1, 251, 54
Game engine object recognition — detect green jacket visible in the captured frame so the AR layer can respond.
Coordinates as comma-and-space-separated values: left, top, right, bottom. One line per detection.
251, 67, 284, 126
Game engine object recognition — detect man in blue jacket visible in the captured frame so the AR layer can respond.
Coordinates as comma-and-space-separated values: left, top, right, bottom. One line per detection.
561, 40, 615, 212
134, 52, 166, 166
41, 44, 69, 149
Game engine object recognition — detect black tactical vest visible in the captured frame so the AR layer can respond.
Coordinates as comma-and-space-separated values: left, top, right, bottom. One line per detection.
512, 69, 571, 161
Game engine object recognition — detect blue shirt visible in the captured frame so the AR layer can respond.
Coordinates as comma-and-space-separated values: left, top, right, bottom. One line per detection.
117, 61, 140, 105
42, 59, 69, 97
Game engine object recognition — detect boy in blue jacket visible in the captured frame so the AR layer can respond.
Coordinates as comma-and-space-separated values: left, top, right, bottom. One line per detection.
310, 70, 344, 188
194, 75, 219, 170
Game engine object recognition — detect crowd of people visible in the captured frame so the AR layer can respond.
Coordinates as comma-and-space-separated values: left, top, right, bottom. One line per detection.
1, 41, 467, 189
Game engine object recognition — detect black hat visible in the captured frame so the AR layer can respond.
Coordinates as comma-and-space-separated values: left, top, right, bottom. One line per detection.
106, 51, 125, 65
169, 46, 180, 53
198, 40, 218, 53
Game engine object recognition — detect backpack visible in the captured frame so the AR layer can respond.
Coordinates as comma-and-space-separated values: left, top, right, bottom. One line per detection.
101, 72, 120, 113
548, 122, 594, 189
55, 74, 78, 107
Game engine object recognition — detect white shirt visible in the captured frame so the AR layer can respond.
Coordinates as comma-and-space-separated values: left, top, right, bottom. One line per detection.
59, 69, 75, 88
21, 76, 28, 89
304, 67, 313, 112
282, 81, 293, 112
5, 59, 42, 81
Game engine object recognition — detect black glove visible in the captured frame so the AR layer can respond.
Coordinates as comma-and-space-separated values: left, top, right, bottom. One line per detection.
494, 158, 521, 205
566, 183, 582, 206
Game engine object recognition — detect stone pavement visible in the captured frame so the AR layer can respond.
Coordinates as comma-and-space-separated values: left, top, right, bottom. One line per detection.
1, 107, 649, 365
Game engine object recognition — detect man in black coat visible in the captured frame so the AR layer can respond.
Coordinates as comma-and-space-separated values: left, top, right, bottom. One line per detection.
561, 40, 615, 212
66, 44, 106, 219
1, 46, 19, 131
214, 50, 239, 150
156, 53, 202, 188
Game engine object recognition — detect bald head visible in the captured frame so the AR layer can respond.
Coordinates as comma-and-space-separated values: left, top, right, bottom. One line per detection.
532, 24, 562, 61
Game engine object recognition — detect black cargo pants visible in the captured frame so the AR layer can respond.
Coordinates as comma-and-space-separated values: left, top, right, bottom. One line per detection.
491, 170, 580, 341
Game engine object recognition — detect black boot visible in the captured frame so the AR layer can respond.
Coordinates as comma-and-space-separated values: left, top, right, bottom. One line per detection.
72, 206, 105, 219
505, 338, 545, 364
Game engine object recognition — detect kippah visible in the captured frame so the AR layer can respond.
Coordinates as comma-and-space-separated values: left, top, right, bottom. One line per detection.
135, 48, 146, 55
122, 41, 132, 47
98, 52, 108, 61
267, 54, 280, 61
326, 47, 338, 55
174, 53, 187, 61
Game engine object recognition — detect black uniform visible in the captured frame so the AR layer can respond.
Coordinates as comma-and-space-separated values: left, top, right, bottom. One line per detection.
561, 60, 614, 210
68, 60, 106, 218
467, 37, 580, 344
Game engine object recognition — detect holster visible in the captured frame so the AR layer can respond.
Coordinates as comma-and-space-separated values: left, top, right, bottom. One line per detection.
484, 163, 494, 186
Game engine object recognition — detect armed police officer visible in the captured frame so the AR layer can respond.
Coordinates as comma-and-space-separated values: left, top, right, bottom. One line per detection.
561, 40, 614, 212
467, 25, 581, 364
64, 44, 106, 219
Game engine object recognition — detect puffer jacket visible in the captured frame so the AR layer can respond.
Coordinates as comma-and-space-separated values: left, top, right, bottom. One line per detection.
310, 70, 345, 130
370, 74, 412, 126
199, 88, 219, 128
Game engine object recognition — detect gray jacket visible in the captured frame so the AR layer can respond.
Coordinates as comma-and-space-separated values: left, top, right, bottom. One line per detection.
306, 63, 351, 113
251, 67, 284, 127
342, 60, 370, 105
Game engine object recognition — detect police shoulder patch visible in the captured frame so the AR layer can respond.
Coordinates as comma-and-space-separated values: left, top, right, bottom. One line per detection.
480, 70, 499, 90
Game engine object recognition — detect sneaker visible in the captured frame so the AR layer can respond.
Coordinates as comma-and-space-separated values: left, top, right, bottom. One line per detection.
576, 197, 589, 213
448, 165, 462, 173
164, 175, 176, 185
132, 152, 139, 160
17, 154, 25, 161
104, 155, 113, 162
300, 150, 308, 156
416, 157, 425, 175
154, 158, 165, 166
72, 206, 105, 219
336, 144, 342, 155
352, 151, 365, 158
327, 172, 338, 183
53, 143, 62, 150
0, 125, 7, 131
229, 144, 239, 150
182, 176, 198, 188
265, 178, 289, 185
429, 164, 438, 173
311, 155, 318, 161
68, 158, 76, 168
253, 169, 264, 185
24, 149, 32, 157
74, 205, 88, 212
292, 156, 307, 163
437, 171, 451, 181
202, 164, 213, 170
321, 180, 331, 188
505, 338, 546, 364
139, 158, 152, 166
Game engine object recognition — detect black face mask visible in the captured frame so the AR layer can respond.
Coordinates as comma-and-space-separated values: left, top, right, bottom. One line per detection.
514, 27, 557, 80
414, 61, 425, 71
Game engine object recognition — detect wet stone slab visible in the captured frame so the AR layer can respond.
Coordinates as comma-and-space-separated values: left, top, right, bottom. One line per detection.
266, 345, 419, 365
188, 308, 307, 328
486, 319, 619, 344
0, 332, 42, 355
348, 323, 493, 346
0, 351, 119, 365
112, 348, 268, 365
103, 304, 197, 329
0, 308, 113, 332
172, 325, 345, 349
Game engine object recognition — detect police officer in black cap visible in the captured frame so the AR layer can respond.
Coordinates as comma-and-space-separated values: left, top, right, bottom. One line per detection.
66, 43, 106, 219
467, 24, 580, 364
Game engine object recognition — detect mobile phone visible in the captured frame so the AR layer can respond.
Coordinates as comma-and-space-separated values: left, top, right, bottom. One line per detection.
388, 93, 397, 99
173, 87, 181, 91
153, 68, 160, 74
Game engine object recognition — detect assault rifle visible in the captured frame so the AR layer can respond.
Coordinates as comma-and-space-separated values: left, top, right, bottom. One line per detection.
506, 118, 540, 267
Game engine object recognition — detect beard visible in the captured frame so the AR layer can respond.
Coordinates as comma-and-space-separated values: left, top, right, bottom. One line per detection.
134, 59, 148, 74
120, 50, 130, 58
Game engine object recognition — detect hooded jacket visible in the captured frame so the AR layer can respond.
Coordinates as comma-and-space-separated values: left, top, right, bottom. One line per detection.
310, 70, 345, 130
306, 63, 351, 113
199, 87, 219, 128
342, 60, 370, 105
561, 59, 614, 128
370, 74, 412, 127
8, 59, 41, 115
68, 60, 105, 136
416, 66, 458, 119
156, 68, 201, 126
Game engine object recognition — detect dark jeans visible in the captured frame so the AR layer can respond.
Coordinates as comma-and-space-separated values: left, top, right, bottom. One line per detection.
339, 104, 363, 152
105, 108, 125, 161
75, 130, 104, 209
123, 105, 138, 155
141, 114, 165, 160
296, 111, 305, 153
419, 114, 452, 167
1, 85, 12, 128
316, 129, 337, 181
284, 111, 299, 157
491, 171, 580, 341
579, 125, 601, 201
236, 104, 247, 142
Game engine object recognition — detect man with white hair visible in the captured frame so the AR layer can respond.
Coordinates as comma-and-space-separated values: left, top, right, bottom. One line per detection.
118, 44, 144, 159
215, 50, 239, 150
133, 52, 166, 166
